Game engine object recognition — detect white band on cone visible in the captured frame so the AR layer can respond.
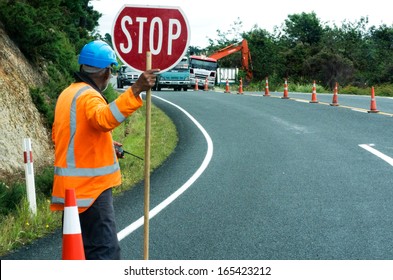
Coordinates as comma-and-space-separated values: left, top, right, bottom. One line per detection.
63, 206, 82, 234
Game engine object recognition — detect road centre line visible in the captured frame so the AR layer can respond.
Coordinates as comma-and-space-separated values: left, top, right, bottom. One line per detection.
293, 99, 310, 103
351, 108, 368, 113
359, 144, 393, 167
117, 94, 214, 241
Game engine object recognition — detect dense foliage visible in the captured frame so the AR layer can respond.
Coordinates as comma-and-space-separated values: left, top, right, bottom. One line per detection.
0, 0, 101, 126
0, 0, 100, 59
206, 13, 393, 91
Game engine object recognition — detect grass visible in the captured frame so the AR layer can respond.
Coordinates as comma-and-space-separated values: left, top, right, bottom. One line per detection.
0, 197, 62, 253
0, 96, 178, 257
112, 98, 178, 194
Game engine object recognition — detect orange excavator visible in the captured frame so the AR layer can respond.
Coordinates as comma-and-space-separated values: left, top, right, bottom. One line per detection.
209, 39, 253, 81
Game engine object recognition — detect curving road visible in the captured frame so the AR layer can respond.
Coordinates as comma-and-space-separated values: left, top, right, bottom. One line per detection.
4, 89, 393, 260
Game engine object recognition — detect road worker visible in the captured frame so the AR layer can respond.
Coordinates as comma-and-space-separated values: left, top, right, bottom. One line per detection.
50, 40, 159, 259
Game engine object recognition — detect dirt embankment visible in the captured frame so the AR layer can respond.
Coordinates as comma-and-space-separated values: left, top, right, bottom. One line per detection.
0, 23, 52, 180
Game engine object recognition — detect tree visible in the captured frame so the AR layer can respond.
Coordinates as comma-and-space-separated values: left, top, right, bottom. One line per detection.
204, 19, 245, 70
304, 50, 354, 89
243, 26, 277, 80
273, 12, 326, 83
333, 17, 370, 84
207, 17, 244, 48
0, 0, 100, 63
367, 24, 393, 84
283, 12, 324, 46
189, 45, 203, 56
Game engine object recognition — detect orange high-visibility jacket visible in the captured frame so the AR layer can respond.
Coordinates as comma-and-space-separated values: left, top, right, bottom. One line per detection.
50, 82, 142, 213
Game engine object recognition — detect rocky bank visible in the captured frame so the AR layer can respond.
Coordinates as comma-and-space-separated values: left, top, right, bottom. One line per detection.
0, 23, 52, 180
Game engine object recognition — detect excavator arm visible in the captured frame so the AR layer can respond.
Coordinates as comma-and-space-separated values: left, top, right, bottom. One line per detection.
209, 39, 253, 81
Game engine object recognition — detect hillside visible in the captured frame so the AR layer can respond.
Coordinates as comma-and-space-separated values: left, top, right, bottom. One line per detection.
0, 23, 52, 179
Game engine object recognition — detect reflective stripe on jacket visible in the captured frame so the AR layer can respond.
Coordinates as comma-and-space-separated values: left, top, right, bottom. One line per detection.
50, 82, 143, 213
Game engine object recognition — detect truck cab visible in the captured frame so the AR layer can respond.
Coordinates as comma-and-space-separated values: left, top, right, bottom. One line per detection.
189, 55, 217, 90
154, 57, 190, 91
117, 65, 141, 88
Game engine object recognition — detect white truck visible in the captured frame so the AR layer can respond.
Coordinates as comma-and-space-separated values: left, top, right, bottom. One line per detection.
189, 55, 218, 89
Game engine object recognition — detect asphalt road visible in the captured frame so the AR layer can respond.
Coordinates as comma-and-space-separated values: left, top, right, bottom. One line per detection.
3, 89, 393, 260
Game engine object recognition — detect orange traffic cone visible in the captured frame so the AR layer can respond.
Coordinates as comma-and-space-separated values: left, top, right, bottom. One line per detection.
330, 82, 339, 106
194, 78, 199, 91
204, 78, 208, 91
368, 86, 379, 113
224, 79, 230, 93
310, 80, 319, 103
62, 188, 85, 260
281, 78, 289, 99
238, 78, 243, 94
264, 77, 270, 96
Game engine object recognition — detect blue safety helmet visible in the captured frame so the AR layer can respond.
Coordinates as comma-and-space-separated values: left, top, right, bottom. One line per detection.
78, 40, 118, 68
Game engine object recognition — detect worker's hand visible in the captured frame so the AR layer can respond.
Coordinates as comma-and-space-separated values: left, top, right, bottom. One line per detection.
113, 141, 122, 147
113, 141, 124, 159
131, 69, 160, 97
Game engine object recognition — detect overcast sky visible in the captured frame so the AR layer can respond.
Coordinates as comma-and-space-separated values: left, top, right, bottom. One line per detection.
92, 0, 393, 48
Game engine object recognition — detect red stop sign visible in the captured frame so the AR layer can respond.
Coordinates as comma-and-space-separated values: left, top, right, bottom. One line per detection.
112, 5, 190, 73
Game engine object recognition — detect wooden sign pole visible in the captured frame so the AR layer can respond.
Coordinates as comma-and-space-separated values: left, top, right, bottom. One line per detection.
143, 51, 152, 260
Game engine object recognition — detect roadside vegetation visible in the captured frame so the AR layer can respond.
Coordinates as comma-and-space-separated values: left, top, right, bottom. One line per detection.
202, 15, 393, 95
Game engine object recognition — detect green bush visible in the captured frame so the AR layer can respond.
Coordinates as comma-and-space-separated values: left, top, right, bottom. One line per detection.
0, 181, 25, 216
374, 84, 393, 97
34, 167, 54, 197
339, 84, 393, 97
0, 166, 55, 217
288, 82, 328, 93
340, 85, 369, 95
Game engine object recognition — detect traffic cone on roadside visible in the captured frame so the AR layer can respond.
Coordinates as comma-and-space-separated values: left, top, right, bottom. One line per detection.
194, 78, 199, 91
204, 78, 208, 91
238, 78, 243, 94
330, 82, 339, 106
281, 78, 289, 99
62, 188, 85, 260
368, 86, 379, 113
224, 79, 230, 93
264, 77, 270, 96
310, 80, 319, 103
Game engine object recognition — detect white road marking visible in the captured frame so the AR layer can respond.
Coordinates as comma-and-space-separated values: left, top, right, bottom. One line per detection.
352, 108, 368, 113
293, 99, 310, 103
359, 144, 393, 167
117, 95, 214, 241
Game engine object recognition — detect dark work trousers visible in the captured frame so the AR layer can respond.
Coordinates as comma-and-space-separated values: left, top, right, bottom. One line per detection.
78, 188, 121, 260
